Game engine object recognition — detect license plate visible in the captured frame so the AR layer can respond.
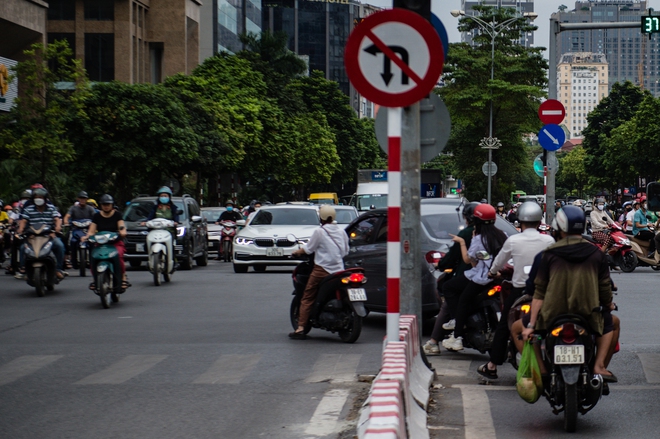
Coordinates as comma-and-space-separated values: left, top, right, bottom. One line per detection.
136, 243, 145, 253
347, 288, 367, 301
266, 247, 283, 257
554, 345, 584, 364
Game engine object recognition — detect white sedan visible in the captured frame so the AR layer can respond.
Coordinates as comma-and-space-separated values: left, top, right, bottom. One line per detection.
232, 205, 320, 273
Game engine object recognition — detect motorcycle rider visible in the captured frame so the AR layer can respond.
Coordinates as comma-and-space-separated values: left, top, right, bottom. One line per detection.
590, 197, 615, 252
633, 196, 656, 258
521, 205, 617, 381
496, 202, 507, 219
506, 203, 519, 224
443, 204, 508, 351
476, 201, 555, 379
216, 200, 243, 223
625, 200, 638, 232
289, 205, 349, 340
82, 194, 130, 289
16, 188, 66, 280
63, 191, 97, 269
145, 187, 179, 230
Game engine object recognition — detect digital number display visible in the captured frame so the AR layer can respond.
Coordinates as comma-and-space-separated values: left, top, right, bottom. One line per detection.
642, 16, 660, 33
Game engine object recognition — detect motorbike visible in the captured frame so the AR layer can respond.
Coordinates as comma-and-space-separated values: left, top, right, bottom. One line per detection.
288, 234, 367, 343
585, 221, 637, 272
145, 218, 176, 286
219, 220, 237, 262
0, 223, 6, 263
23, 226, 60, 297
70, 219, 92, 277
624, 224, 660, 271
88, 231, 123, 309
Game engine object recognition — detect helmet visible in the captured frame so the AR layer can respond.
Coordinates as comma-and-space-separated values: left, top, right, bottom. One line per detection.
20, 190, 31, 199
33, 188, 48, 198
87, 198, 98, 208
496, 202, 504, 208
640, 195, 647, 203
633, 199, 641, 206
622, 201, 632, 208
596, 197, 605, 204
473, 204, 496, 222
225, 199, 234, 206
31, 183, 44, 190
12, 202, 19, 208
4, 205, 11, 211
99, 194, 114, 205
573, 200, 583, 207
77, 191, 89, 199
462, 202, 481, 223
319, 205, 336, 222
517, 201, 543, 222
555, 206, 586, 235
157, 186, 173, 196
480, 198, 488, 204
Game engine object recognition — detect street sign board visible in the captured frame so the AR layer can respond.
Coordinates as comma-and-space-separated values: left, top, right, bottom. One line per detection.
482, 162, 497, 177
374, 93, 451, 162
533, 154, 559, 177
538, 124, 565, 152
344, 9, 444, 108
431, 13, 449, 61
642, 15, 660, 33
538, 99, 565, 125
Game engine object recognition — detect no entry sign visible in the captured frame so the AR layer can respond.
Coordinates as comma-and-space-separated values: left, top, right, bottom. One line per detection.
344, 9, 444, 108
538, 99, 566, 125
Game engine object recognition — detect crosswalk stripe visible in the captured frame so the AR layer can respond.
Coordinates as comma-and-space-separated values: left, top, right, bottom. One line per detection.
638, 353, 660, 384
305, 354, 361, 383
454, 385, 497, 439
304, 388, 350, 437
192, 354, 261, 384
0, 355, 63, 386
74, 355, 168, 384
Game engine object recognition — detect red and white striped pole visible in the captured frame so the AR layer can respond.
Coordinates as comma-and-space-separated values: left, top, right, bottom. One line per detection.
387, 107, 401, 342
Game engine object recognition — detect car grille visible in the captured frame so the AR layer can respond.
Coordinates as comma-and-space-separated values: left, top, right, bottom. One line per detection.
254, 238, 275, 247
276, 239, 295, 247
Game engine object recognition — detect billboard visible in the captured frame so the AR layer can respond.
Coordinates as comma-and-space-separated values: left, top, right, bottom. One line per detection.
0, 56, 18, 112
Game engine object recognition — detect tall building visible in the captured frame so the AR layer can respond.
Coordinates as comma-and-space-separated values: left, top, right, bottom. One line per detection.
460, 0, 535, 47
557, 52, 609, 138
553, 1, 660, 96
200, 0, 262, 60
46, 0, 201, 84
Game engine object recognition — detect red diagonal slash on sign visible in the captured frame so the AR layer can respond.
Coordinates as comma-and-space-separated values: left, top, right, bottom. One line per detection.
364, 29, 424, 85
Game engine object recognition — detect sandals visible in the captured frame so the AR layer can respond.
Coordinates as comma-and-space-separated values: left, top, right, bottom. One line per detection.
600, 371, 618, 383
288, 331, 307, 340
88, 282, 96, 291
121, 280, 132, 289
477, 363, 498, 379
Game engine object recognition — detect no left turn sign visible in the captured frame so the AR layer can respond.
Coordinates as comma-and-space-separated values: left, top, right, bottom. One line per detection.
344, 9, 444, 108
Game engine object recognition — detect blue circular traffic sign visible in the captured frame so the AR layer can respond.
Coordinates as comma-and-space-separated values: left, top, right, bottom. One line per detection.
538, 124, 565, 152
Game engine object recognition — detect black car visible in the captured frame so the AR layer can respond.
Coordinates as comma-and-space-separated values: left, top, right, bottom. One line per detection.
122, 195, 208, 269
343, 198, 519, 319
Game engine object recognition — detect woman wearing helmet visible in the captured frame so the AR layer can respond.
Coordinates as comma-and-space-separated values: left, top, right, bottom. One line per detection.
496, 202, 506, 219
83, 194, 130, 289
443, 204, 508, 351
145, 186, 179, 224
289, 205, 350, 340
590, 198, 615, 252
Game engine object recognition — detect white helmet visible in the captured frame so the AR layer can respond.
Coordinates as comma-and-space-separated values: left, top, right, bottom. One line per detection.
517, 201, 543, 222
319, 205, 336, 222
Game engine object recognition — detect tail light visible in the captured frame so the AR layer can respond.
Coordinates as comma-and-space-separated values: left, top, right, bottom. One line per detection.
521, 304, 531, 314
550, 323, 584, 344
487, 285, 502, 296
341, 273, 367, 284
425, 251, 444, 265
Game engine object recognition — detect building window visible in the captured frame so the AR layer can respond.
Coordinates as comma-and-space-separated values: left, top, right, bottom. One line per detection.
84, 0, 114, 21
85, 34, 114, 81
48, 0, 76, 20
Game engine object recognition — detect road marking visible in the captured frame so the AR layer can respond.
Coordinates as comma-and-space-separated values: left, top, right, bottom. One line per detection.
454, 385, 496, 439
452, 384, 660, 391
304, 388, 350, 437
192, 354, 260, 384
305, 354, 361, 383
75, 355, 168, 384
638, 353, 660, 383
0, 355, 63, 386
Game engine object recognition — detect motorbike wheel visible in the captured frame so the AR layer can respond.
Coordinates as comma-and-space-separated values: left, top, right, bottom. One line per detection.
153, 253, 162, 286
34, 267, 45, 297
564, 383, 578, 432
617, 251, 638, 273
223, 241, 231, 263
289, 295, 312, 334
99, 272, 111, 309
338, 308, 363, 343
79, 247, 87, 277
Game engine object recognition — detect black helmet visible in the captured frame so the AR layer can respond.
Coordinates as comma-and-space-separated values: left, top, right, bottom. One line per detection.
463, 202, 481, 224
555, 206, 586, 235
77, 191, 89, 199
33, 188, 48, 198
99, 194, 114, 205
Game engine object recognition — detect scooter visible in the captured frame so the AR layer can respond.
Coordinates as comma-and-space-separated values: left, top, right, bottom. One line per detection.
288, 234, 367, 343
219, 220, 237, 262
23, 226, 60, 297
625, 225, 660, 271
145, 218, 175, 286
585, 221, 637, 272
70, 219, 92, 277
88, 231, 123, 309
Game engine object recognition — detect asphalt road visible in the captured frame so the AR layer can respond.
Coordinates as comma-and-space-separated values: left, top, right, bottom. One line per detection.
0, 260, 385, 439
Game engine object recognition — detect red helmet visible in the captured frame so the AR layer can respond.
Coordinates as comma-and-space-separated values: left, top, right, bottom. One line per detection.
640, 195, 647, 202
4, 205, 11, 211
473, 204, 496, 222
31, 183, 44, 190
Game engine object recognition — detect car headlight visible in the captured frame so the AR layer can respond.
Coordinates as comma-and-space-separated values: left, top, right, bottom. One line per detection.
235, 237, 254, 245
177, 227, 185, 237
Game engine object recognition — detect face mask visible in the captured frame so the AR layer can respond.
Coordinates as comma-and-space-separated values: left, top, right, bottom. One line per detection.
626, 207, 632, 212
255, 207, 260, 211
159, 197, 170, 204
597, 205, 604, 211
226, 206, 233, 212
34, 198, 45, 206
643, 203, 648, 210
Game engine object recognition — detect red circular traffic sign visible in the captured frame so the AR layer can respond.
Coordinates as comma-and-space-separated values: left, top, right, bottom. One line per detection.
538, 99, 566, 125
344, 9, 444, 108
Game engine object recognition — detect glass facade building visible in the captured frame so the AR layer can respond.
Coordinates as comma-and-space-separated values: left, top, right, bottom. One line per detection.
211, 0, 262, 54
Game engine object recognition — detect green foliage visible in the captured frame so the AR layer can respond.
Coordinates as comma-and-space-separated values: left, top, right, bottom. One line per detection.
556, 146, 589, 198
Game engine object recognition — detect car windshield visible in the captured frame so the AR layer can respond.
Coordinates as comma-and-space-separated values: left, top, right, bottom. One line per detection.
250, 208, 319, 225
335, 209, 357, 224
421, 213, 463, 239
202, 210, 223, 222
123, 200, 186, 222
356, 194, 388, 211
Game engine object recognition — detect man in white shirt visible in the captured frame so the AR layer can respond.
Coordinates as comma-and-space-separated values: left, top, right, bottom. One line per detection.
625, 201, 638, 232
289, 205, 349, 340
476, 201, 555, 379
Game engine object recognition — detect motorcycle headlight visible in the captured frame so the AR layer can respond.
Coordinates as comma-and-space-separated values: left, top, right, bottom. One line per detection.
24, 244, 35, 257
621, 238, 631, 246
177, 227, 185, 237
235, 237, 254, 245
41, 241, 53, 254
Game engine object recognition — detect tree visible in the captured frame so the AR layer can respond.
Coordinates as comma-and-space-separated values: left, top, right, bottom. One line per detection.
438, 5, 547, 202
557, 146, 589, 198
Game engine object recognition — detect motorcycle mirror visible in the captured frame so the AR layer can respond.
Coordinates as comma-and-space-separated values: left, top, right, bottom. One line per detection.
286, 233, 297, 243
476, 250, 490, 260
177, 209, 184, 215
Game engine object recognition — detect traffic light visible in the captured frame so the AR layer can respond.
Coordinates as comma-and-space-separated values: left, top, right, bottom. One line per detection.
393, 0, 431, 22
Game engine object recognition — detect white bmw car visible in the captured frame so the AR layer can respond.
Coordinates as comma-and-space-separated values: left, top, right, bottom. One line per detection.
232, 204, 320, 273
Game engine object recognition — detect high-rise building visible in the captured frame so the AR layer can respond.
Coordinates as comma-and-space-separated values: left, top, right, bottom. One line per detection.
460, 0, 535, 47
553, 1, 660, 96
200, 0, 262, 60
557, 52, 609, 138
46, 0, 201, 84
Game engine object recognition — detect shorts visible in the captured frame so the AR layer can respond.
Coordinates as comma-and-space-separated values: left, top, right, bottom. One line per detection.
523, 309, 613, 335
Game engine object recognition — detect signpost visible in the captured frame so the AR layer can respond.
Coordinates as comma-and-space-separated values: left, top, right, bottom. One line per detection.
538, 99, 566, 125
538, 124, 565, 152
482, 161, 498, 177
